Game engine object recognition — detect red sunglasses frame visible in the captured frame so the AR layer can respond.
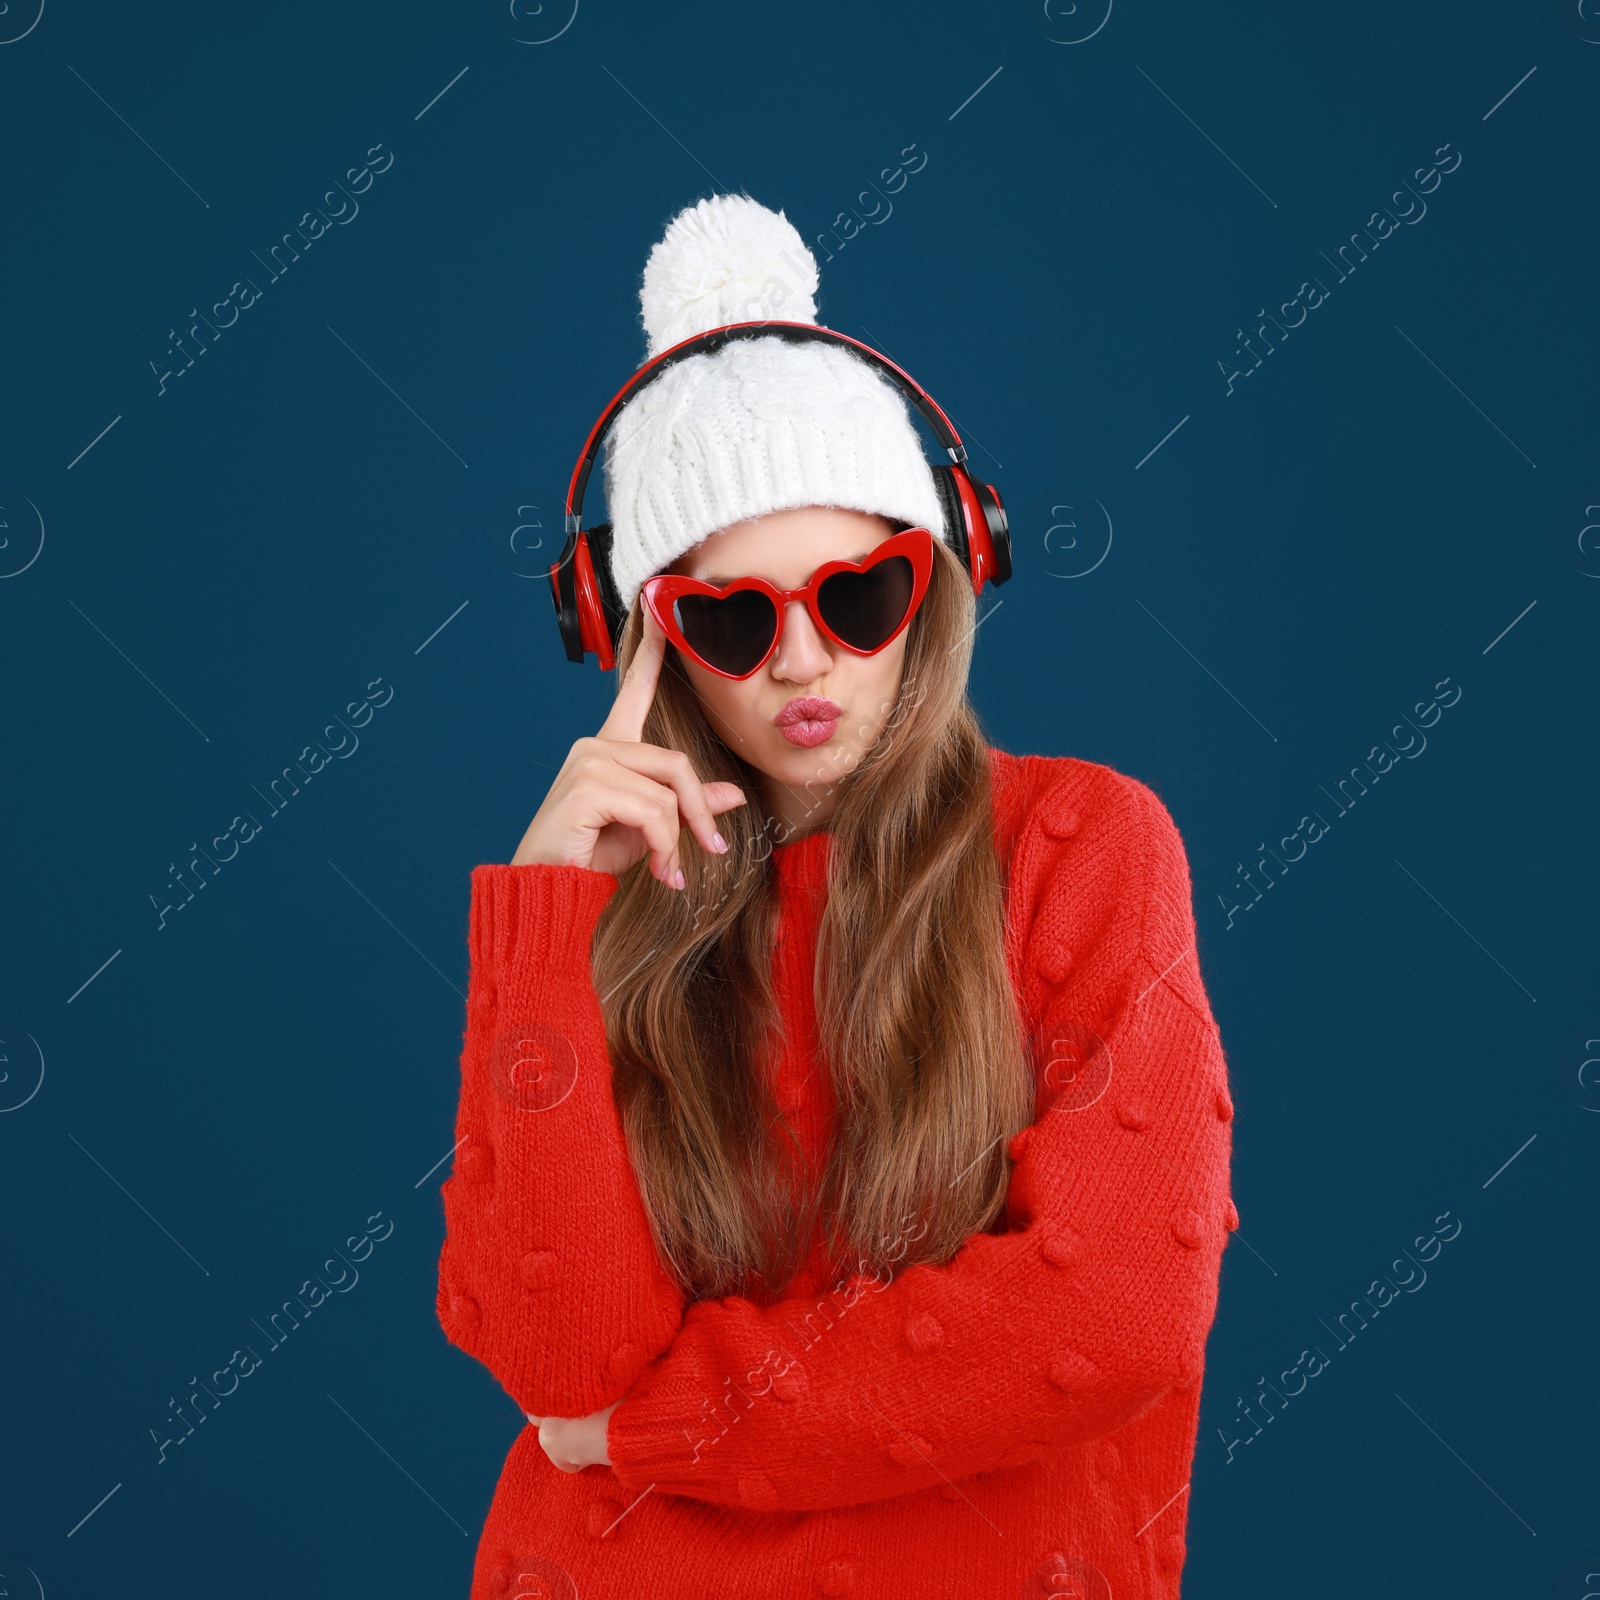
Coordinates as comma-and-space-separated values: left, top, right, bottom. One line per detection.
639, 526, 935, 681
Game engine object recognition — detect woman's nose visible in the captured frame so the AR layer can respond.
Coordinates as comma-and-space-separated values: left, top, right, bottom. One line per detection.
770, 599, 833, 682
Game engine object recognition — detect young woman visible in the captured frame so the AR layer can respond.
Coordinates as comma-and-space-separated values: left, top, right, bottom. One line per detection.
436, 197, 1235, 1599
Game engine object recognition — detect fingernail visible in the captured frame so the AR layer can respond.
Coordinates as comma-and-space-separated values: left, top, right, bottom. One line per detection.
712, 831, 727, 853
673, 868, 686, 890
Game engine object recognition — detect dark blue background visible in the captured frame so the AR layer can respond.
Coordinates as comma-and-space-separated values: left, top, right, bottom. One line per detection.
3, 1, 1595, 1593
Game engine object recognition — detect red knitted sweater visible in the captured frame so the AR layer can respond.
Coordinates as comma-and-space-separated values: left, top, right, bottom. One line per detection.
437, 746, 1235, 1598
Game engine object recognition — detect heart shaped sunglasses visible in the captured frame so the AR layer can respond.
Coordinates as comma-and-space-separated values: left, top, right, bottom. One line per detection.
639, 526, 935, 680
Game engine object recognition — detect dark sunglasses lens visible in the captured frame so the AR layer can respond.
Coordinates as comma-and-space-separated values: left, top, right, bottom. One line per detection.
817, 555, 915, 651
673, 589, 778, 675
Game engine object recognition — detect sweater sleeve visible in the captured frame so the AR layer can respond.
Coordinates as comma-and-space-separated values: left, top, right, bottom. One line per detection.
435, 863, 684, 1421
604, 775, 1234, 1512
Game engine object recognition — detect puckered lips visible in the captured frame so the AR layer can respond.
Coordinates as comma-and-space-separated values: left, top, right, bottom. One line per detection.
773, 695, 842, 747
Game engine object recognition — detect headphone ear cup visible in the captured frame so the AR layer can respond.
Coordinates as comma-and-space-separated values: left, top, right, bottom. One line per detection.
930, 465, 972, 570
548, 525, 625, 668
973, 479, 1012, 586
584, 522, 627, 651
549, 532, 586, 663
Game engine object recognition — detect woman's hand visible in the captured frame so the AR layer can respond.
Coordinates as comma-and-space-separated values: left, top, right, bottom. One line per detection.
511, 602, 748, 886
526, 1402, 619, 1472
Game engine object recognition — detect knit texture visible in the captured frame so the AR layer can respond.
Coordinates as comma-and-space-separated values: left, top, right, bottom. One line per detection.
639, 193, 821, 356
437, 747, 1236, 1598
602, 195, 947, 614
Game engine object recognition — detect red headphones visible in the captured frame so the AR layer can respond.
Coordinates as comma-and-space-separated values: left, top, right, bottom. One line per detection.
548, 321, 1012, 670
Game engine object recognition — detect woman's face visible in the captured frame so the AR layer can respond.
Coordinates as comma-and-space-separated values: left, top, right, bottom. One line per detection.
663, 506, 912, 833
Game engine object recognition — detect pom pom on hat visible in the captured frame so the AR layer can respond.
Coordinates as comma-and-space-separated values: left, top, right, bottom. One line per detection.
639, 195, 818, 357
601, 194, 948, 615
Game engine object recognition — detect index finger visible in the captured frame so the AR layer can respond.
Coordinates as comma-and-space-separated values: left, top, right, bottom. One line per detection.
597, 596, 666, 744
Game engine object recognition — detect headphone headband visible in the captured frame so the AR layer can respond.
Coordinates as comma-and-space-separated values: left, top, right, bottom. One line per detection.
564, 320, 968, 534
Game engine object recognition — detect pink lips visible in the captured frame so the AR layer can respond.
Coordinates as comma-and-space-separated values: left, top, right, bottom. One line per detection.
774, 695, 842, 747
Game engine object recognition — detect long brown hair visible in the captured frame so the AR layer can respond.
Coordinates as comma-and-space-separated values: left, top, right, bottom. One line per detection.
591, 534, 1034, 1304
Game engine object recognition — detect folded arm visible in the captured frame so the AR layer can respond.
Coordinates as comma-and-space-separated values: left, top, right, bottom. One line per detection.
435, 863, 684, 1420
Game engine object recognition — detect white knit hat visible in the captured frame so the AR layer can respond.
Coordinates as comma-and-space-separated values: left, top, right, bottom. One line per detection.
600, 194, 948, 615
